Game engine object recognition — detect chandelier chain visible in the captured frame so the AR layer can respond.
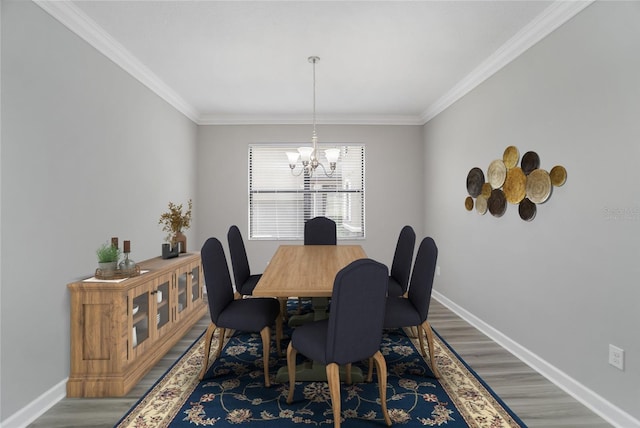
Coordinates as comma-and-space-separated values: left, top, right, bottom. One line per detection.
286, 56, 337, 178
310, 56, 319, 146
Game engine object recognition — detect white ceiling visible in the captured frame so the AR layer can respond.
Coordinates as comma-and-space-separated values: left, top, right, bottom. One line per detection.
36, 1, 592, 125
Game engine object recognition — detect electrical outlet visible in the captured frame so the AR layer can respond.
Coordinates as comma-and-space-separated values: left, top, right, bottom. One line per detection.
609, 344, 624, 370
436, 266, 441, 276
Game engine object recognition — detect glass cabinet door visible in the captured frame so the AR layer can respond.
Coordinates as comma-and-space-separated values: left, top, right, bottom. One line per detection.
176, 267, 189, 319
131, 286, 150, 353
175, 261, 203, 321
155, 274, 171, 334
190, 264, 201, 304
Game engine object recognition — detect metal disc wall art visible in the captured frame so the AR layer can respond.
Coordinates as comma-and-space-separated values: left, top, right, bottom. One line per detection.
481, 182, 492, 198
521, 151, 540, 175
465, 146, 566, 221
465, 196, 474, 211
519, 198, 537, 221
476, 195, 488, 215
526, 169, 552, 203
503, 167, 526, 204
503, 146, 519, 169
550, 165, 567, 186
488, 189, 507, 217
487, 159, 507, 189
466, 167, 485, 198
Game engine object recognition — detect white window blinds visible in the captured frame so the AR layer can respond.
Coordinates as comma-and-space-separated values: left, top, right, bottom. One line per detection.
249, 144, 365, 240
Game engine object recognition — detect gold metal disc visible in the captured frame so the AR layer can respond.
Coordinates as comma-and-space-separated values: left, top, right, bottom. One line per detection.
550, 165, 567, 186
503, 146, 519, 169
503, 167, 526, 204
465, 196, 474, 211
481, 182, 492, 198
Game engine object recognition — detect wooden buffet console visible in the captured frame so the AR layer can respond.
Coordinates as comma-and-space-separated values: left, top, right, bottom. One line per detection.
67, 252, 208, 397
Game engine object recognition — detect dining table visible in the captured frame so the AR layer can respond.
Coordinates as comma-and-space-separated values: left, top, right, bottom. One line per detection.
252, 244, 367, 382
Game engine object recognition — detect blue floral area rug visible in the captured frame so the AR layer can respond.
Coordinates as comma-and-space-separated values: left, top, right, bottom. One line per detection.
116, 309, 526, 428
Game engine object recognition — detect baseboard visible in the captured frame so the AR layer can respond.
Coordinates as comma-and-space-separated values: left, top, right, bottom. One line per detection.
432, 291, 640, 428
0, 378, 67, 428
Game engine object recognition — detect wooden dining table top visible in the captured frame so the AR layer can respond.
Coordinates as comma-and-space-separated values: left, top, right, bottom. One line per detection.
252, 245, 367, 298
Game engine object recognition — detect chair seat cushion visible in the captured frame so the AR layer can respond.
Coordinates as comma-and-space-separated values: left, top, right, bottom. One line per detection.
217, 297, 279, 331
239, 274, 262, 295
291, 319, 330, 364
387, 276, 404, 297
384, 297, 422, 328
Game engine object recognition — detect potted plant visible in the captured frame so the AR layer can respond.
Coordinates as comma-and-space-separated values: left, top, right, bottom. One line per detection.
158, 198, 192, 253
96, 242, 121, 271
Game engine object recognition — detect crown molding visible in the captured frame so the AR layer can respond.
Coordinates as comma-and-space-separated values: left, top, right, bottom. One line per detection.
34, 0, 200, 123
420, 0, 595, 124
197, 114, 425, 126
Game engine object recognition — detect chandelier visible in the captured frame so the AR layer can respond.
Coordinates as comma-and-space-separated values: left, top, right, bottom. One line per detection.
286, 56, 340, 177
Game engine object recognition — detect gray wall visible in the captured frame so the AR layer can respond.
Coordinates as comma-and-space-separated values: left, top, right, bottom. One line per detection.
423, 1, 640, 421
1, 1, 197, 420
195, 124, 425, 271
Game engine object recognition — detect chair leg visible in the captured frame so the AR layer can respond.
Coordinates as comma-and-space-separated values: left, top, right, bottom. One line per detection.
421, 320, 440, 378
345, 363, 352, 385
326, 362, 342, 428
417, 324, 426, 357
366, 358, 374, 382
297, 297, 303, 314
372, 351, 392, 427
286, 343, 297, 403
199, 323, 217, 380
216, 327, 227, 358
260, 326, 271, 387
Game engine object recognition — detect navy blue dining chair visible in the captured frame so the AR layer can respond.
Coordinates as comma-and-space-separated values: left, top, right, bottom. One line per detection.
227, 225, 261, 296
304, 216, 337, 245
286, 258, 391, 428
199, 237, 282, 387
387, 225, 416, 297
382, 237, 440, 378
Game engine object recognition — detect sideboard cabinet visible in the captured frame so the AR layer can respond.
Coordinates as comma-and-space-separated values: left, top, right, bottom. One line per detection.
67, 252, 207, 397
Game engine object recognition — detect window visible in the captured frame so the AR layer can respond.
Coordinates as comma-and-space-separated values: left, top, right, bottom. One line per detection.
249, 144, 365, 240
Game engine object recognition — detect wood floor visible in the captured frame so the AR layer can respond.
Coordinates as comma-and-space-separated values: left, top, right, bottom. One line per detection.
28, 299, 611, 428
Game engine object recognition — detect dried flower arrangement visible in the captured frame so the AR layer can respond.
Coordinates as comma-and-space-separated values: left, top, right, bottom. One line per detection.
158, 199, 192, 242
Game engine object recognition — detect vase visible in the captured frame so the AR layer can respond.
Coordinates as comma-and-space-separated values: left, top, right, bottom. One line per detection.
119, 253, 136, 271
173, 231, 187, 253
